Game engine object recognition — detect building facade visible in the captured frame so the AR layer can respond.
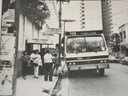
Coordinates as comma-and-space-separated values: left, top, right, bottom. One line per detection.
80, 0, 85, 30
119, 23, 128, 58
1, 0, 51, 76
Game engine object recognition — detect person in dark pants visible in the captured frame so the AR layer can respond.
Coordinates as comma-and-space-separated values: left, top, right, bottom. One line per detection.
21, 51, 30, 80
43, 49, 53, 81
39, 48, 45, 74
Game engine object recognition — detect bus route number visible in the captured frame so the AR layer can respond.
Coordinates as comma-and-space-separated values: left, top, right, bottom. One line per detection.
70, 32, 76, 36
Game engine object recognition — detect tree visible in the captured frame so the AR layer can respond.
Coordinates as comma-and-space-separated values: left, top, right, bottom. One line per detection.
20, 0, 50, 28
2, 0, 10, 15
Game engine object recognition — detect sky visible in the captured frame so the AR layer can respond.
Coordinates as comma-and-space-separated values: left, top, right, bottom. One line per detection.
46, 1, 102, 31
46, 0, 128, 32
111, 1, 128, 33
45, 0, 128, 47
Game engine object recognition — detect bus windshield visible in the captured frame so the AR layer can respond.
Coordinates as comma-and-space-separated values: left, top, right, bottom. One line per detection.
66, 36, 106, 53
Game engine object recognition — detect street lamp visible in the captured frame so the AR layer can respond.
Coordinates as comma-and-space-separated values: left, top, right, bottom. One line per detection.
61, 19, 75, 59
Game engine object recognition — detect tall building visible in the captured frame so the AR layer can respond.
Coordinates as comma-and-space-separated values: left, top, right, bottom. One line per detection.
126, 0, 128, 19
101, 0, 113, 46
80, 0, 85, 30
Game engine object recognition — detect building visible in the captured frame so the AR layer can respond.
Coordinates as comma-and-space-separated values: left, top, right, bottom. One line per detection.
119, 23, 128, 58
101, 0, 113, 47
80, 0, 85, 30
1, 0, 52, 76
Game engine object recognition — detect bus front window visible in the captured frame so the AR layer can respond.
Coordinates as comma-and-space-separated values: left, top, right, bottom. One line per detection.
66, 36, 106, 53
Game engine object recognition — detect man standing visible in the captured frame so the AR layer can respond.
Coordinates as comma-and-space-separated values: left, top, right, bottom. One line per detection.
43, 49, 53, 81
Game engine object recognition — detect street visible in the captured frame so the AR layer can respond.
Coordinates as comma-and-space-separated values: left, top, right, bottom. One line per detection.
61, 63, 128, 96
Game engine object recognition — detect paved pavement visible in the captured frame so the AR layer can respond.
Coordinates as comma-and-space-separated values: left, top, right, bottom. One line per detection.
17, 75, 59, 96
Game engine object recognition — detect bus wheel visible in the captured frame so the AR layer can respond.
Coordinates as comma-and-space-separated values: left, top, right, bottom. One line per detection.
99, 69, 105, 76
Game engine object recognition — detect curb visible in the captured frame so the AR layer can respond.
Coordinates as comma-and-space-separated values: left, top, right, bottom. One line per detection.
50, 76, 60, 93
57, 76, 68, 96
42, 76, 60, 96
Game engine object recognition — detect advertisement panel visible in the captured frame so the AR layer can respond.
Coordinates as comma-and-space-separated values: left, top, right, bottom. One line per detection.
0, 36, 15, 96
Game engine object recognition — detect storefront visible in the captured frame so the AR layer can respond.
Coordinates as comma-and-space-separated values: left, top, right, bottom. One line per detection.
26, 38, 53, 54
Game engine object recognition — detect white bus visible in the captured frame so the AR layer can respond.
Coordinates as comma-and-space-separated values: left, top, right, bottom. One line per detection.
63, 30, 109, 76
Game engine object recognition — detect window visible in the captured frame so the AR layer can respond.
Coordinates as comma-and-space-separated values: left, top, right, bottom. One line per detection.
123, 31, 126, 39
82, 18, 85, 21
66, 36, 106, 53
120, 32, 123, 41
82, 10, 85, 13
82, 7, 84, 9
81, 3, 84, 5
82, 14, 85, 17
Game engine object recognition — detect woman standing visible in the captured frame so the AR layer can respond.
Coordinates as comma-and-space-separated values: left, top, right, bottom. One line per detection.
21, 51, 30, 80
30, 50, 41, 79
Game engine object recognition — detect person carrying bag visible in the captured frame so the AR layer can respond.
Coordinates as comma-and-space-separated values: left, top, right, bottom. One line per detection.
30, 50, 41, 79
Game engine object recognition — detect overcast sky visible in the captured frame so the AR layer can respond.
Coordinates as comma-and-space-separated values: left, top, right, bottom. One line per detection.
47, 0, 128, 33
111, 1, 128, 33
45, 0, 128, 47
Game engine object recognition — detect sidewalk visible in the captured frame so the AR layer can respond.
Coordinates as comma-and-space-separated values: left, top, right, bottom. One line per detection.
16, 75, 59, 96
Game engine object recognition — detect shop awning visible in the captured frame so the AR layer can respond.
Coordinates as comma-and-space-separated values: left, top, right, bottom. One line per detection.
27, 38, 53, 45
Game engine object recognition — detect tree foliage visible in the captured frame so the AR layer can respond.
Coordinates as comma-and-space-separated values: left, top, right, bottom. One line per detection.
20, 0, 50, 27
2, 0, 10, 15
3, 0, 50, 29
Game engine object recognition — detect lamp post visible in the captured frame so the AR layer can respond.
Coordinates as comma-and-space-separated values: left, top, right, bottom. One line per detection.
61, 19, 75, 59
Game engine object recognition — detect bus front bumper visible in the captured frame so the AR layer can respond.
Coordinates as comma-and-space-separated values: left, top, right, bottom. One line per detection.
68, 63, 109, 71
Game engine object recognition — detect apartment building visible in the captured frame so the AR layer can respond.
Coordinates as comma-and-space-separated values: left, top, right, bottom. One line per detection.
101, 0, 113, 47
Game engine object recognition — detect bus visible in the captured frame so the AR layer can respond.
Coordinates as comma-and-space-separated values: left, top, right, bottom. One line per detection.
62, 30, 109, 76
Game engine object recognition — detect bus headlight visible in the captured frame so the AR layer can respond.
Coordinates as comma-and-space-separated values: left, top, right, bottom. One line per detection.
104, 60, 107, 63
100, 60, 107, 63
69, 63, 72, 65
73, 62, 75, 65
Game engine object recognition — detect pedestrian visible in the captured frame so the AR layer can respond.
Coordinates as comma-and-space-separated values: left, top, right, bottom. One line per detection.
53, 54, 60, 76
30, 50, 41, 79
43, 49, 53, 81
21, 51, 30, 80
39, 48, 45, 74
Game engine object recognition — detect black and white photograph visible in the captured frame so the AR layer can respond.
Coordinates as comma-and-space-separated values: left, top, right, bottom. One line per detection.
0, 0, 128, 96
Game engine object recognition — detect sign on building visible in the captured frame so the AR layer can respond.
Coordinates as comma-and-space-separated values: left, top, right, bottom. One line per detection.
42, 32, 54, 36
46, 28, 61, 34
27, 38, 53, 45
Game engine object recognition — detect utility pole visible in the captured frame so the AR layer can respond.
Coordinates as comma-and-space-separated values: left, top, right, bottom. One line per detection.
12, 0, 20, 96
58, 0, 62, 66
57, 0, 71, 65
0, 0, 2, 44
61, 19, 75, 36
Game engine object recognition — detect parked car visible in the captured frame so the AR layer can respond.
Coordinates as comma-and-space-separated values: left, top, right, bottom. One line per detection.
109, 55, 119, 63
122, 57, 128, 65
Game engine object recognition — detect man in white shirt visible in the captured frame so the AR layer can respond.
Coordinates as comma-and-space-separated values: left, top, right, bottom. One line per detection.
43, 49, 53, 81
